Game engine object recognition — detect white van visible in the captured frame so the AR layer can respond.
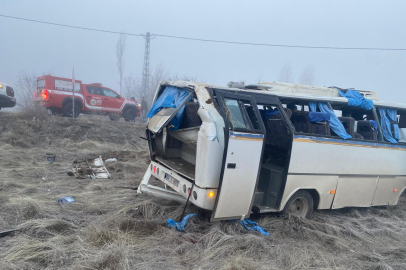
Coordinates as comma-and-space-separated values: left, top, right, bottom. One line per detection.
138, 81, 406, 221
0, 81, 16, 109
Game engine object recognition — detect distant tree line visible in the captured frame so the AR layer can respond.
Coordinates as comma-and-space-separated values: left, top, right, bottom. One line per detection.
277, 64, 315, 85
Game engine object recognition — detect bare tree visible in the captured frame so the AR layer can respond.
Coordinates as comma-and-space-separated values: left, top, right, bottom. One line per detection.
169, 74, 199, 82
299, 66, 315, 85
146, 64, 201, 104
278, 64, 294, 83
122, 75, 140, 99
116, 33, 127, 95
148, 63, 170, 103
257, 75, 263, 84
15, 71, 37, 108
15, 71, 52, 108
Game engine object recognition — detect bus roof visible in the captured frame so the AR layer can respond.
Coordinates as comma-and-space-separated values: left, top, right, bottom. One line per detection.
161, 80, 406, 111
257, 81, 379, 101
256, 82, 406, 110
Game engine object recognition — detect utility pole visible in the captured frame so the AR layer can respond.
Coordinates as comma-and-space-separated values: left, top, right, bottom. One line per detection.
72, 67, 75, 121
141, 32, 151, 98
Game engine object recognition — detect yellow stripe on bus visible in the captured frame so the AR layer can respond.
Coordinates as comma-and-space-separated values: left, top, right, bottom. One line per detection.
230, 136, 263, 141
293, 138, 406, 151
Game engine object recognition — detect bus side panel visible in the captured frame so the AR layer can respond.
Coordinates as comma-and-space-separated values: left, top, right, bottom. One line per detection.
280, 175, 338, 210
332, 176, 378, 209
289, 136, 406, 176
372, 176, 406, 206
284, 135, 406, 210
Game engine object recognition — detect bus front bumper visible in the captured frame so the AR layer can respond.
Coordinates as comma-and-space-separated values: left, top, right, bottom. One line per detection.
138, 161, 217, 211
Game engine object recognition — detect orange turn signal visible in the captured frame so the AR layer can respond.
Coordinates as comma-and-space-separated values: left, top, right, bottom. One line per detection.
208, 192, 215, 198
394, 189, 398, 192
330, 190, 335, 194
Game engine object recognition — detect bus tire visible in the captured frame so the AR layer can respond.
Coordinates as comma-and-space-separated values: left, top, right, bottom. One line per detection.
282, 190, 313, 218
62, 101, 81, 118
123, 108, 138, 122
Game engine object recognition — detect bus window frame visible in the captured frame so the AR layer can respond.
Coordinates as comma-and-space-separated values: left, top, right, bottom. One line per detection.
374, 104, 406, 145
222, 97, 261, 133
279, 97, 389, 145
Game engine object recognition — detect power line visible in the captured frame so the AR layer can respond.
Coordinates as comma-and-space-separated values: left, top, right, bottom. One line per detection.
0, 14, 142, 36
1, 14, 406, 51
155, 34, 406, 51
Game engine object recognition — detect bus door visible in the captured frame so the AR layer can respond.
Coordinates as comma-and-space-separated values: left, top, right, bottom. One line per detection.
211, 91, 265, 221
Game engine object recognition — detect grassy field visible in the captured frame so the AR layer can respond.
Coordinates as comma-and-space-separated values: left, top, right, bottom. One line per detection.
0, 110, 405, 270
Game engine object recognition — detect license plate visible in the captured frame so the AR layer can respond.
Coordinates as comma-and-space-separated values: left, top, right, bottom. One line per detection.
10, 98, 15, 102
165, 173, 179, 187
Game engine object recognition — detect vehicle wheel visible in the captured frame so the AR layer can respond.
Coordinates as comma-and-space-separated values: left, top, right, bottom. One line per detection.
109, 114, 120, 121
63, 101, 81, 118
123, 108, 138, 122
282, 190, 313, 218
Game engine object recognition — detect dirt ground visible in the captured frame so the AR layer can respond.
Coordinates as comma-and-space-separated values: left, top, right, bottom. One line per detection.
0, 110, 406, 270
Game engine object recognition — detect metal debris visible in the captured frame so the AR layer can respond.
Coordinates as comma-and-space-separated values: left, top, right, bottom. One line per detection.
72, 156, 111, 179
0, 229, 17, 238
58, 196, 76, 206
46, 153, 56, 162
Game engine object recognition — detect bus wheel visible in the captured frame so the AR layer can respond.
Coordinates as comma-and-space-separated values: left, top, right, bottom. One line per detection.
283, 190, 313, 218
63, 101, 81, 118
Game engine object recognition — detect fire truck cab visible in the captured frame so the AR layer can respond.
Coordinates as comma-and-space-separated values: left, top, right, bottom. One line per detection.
35, 75, 141, 121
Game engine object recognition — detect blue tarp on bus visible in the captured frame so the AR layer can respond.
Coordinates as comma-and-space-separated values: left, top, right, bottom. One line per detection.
379, 108, 398, 143
338, 90, 374, 111
147, 86, 191, 130
310, 102, 352, 139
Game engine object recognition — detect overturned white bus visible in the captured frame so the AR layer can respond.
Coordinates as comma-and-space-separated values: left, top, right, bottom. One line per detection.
138, 81, 406, 220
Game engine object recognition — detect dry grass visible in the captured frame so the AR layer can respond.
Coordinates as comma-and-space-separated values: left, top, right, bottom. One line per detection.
0, 111, 406, 270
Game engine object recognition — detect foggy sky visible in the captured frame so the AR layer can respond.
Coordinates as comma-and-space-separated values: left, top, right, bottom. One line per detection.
1, 0, 406, 103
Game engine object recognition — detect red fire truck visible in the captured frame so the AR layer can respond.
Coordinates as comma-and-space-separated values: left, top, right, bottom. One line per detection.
35, 75, 141, 121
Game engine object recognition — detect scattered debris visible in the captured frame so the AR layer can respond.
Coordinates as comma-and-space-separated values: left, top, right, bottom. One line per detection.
239, 219, 269, 236
72, 156, 111, 179
0, 229, 17, 238
46, 153, 56, 163
105, 158, 117, 163
114, 186, 138, 191
58, 196, 76, 206
167, 213, 197, 231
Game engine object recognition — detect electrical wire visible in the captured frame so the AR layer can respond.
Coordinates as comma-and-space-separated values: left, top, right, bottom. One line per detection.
1, 14, 406, 51
154, 33, 406, 51
0, 14, 143, 36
